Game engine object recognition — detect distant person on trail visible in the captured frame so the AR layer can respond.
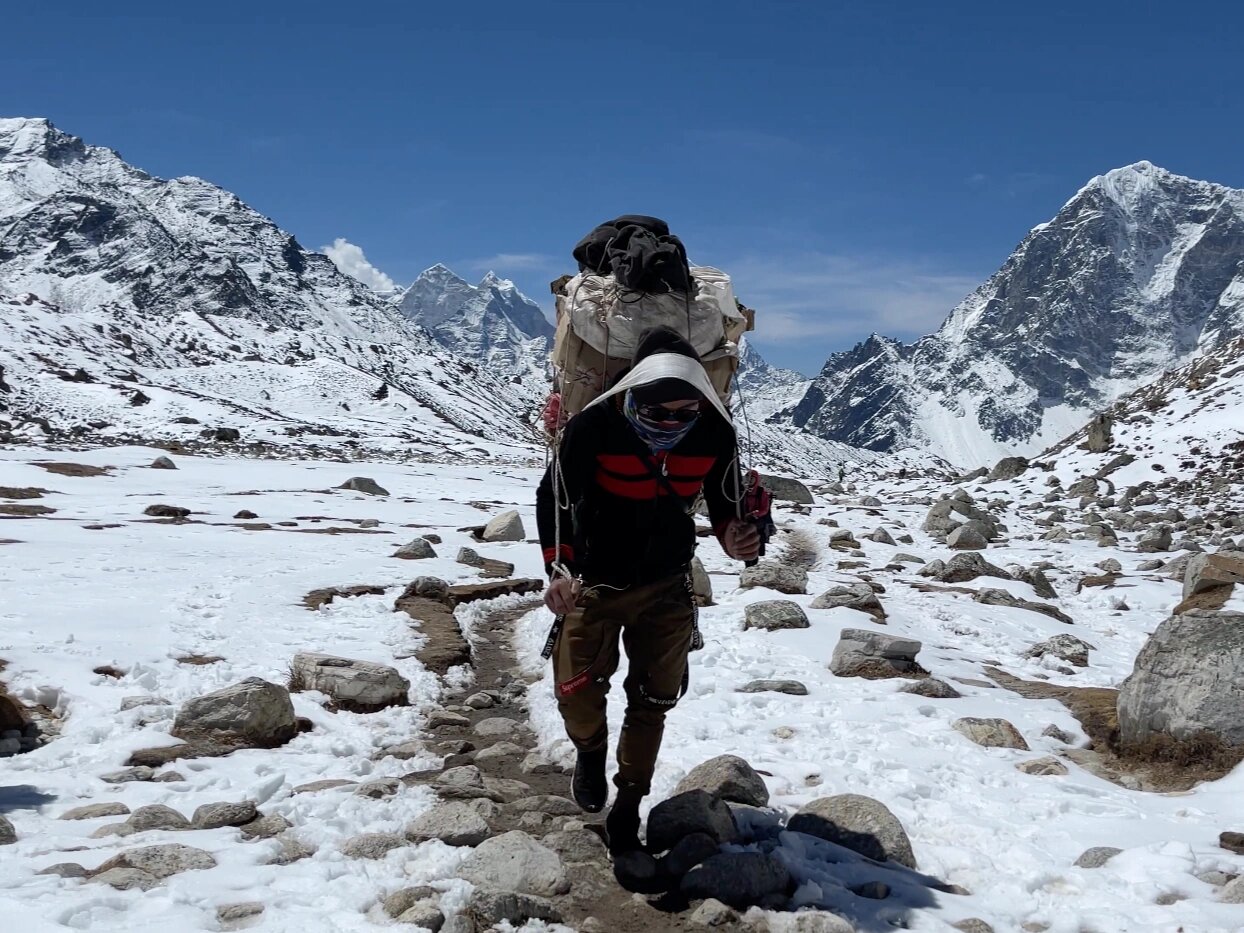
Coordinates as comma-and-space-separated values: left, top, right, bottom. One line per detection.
536, 326, 761, 853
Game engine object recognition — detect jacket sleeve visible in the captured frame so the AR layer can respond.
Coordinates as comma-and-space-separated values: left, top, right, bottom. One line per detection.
535, 408, 600, 578
703, 419, 741, 547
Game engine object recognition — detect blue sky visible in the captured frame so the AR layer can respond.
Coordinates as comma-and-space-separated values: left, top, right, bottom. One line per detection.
7, 1, 1244, 374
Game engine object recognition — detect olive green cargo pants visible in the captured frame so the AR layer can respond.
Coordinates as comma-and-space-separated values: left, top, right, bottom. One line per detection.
552, 573, 695, 794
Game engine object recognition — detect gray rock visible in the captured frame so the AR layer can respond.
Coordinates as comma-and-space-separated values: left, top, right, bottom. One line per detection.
893, 552, 926, 564
509, 794, 581, 816
96, 843, 217, 879
660, 831, 720, 877
810, 584, 886, 621
1136, 559, 1165, 572
739, 562, 808, 595
377, 742, 423, 761
427, 710, 471, 729
646, 790, 739, 853
468, 890, 563, 927
787, 793, 916, 868
519, 751, 558, 775
690, 556, 713, 606
458, 830, 570, 896
1016, 756, 1069, 776
475, 741, 526, 765
1013, 566, 1058, 600
744, 600, 810, 631
481, 509, 525, 542
830, 629, 923, 679
127, 804, 191, 832
192, 801, 257, 830
1183, 551, 1244, 599
947, 524, 989, 550
987, 456, 1029, 482
1221, 875, 1244, 903
784, 913, 857, 932
120, 695, 171, 712
383, 886, 437, 919
900, 678, 962, 699
92, 867, 159, 890
1067, 476, 1100, 498
290, 653, 409, 712
60, 802, 131, 820
934, 551, 1012, 584
1026, 634, 1095, 667
150, 456, 178, 470
952, 921, 996, 933
239, 813, 293, 840
38, 862, 89, 878
1042, 724, 1077, 744
867, 527, 897, 546
339, 832, 407, 859
217, 902, 265, 926
338, 477, 389, 496
681, 851, 790, 910
673, 755, 769, 807
689, 898, 740, 927
265, 833, 315, 864
403, 801, 490, 850
974, 588, 1073, 624
101, 766, 155, 784
1138, 525, 1173, 553
397, 903, 445, 930
1117, 609, 1244, 749
474, 717, 522, 737
172, 678, 297, 750
1097, 558, 1123, 574
0, 815, 14, 845
1075, 846, 1123, 868
922, 498, 1000, 540
737, 679, 808, 696
543, 828, 608, 863
953, 717, 1029, 749
465, 691, 495, 710
355, 778, 400, 799
393, 538, 437, 560
759, 474, 814, 504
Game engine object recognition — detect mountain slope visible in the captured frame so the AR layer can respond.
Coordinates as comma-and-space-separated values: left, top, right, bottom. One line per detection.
788, 162, 1244, 467
0, 117, 543, 456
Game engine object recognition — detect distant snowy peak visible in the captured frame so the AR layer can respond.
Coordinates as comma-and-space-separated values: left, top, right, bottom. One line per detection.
787, 162, 1244, 467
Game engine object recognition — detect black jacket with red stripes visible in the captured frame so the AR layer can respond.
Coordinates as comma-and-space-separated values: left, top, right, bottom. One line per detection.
536, 397, 740, 586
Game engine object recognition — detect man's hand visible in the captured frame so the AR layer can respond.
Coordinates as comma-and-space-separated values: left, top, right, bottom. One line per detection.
544, 576, 583, 615
722, 517, 762, 561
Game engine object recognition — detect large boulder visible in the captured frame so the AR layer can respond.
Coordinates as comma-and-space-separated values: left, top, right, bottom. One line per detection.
338, 477, 389, 496
171, 678, 297, 750
1086, 413, 1113, 453
673, 755, 769, 807
739, 561, 807, 595
289, 653, 409, 712
786, 794, 917, 868
810, 584, 886, 622
743, 600, 809, 631
922, 498, 1000, 540
95, 843, 217, 879
646, 790, 739, 853
947, 524, 989, 550
1183, 551, 1244, 600
680, 852, 791, 909
1137, 524, 1173, 553
1116, 610, 1244, 751
393, 538, 437, 560
830, 629, 923, 679
933, 552, 1012, 584
986, 456, 1029, 482
458, 831, 570, 897
759, 474, 814, 504
481, 510, 525, 543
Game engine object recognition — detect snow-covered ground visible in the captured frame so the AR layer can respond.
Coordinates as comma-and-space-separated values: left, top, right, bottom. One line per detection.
2, 445, 1243, 932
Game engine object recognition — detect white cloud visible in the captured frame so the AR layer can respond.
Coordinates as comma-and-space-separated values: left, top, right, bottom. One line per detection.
724, 252, 982, 346
321, 238, 396, 292
467, 253, 553, 273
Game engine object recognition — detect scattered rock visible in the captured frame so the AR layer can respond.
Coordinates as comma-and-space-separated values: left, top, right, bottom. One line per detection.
143, 503, 190, 519
192, 801, 258, 830
355, 778, 401, 799
688, 898, 739, 927
1042, 724, 1077, 744
475, 717, 522, 737
759, 474, 814, 504
383, 886, 437, 919
947, 524, 989, 550
101, 766, 155, 784
974, 588, 1073, 624
293, 779, 357, 794
150, 456, 177, 470
1026, 634, 1095, 667
393, 538, 437, 560
405, 802, 490, 846
1222, 876, 1244, 903
60, 803, 131, 820
96, 843, 217, 879
289, 653, 410, 712
0, 815, 14, 845
169, 677, 297, 752
1137, 525, 1173, 553
543, 828, 608, 863
786, 793, 917, 868
952, 921, 996, 933
1219, 831, 1244, 855
934, 552, 1012, 584
739, 561, 808, 595
953, 717, 1029, 750
690, 556, 713, 606
901, 678, 961, 699
743, 600, 809, 631
811, 584, 886, 621
338, 477, 389, 496
467, 890, 562, 928
92, 867, 159, 890
736, 679, 808, 696
481, 509, 525, 542
458, 830, 570, 896
830, 629, 924, 679
234, 509, 258, 520
987, 456, 1029, 482
867, 526, 897, 545
1183, 551, 1244, 600
1013, 566, 1058, 599
239, 813, 293, 840
339, 832, 407, 859
1016, 756, 1069, 776
673, 755, 770, 807
127, 804, 191, 832
1074, 846, 1123, 868
217, 902, 265, 926
646, 790, 740, 853
510, 795, 581, 816
38, 862, 89, 878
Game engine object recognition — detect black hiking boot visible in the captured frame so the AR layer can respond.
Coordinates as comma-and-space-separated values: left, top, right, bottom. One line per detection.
605, 784, 644, 854
571, 748, 608, 813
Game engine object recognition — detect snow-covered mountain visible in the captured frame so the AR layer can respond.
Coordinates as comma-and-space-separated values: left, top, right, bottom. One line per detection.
396, 264, 553, 380
0, 117, 545, 457
787, 162, 1244, 468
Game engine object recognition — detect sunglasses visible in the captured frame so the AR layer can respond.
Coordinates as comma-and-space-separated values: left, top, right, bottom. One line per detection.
637, 403, 701, 423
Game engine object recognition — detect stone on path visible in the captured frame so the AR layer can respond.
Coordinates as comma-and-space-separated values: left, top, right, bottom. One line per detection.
467, 890, 563, 928
689, 898, 740, 927
786, 793, 917, 868
953, 717, 1029, 750
338, 477, 389, 496
645, 790, 739, 853
743, 600, 809, 631
458, 830, 570, 897
481, 509, 525, 542
475, 717, 522, 737
739, 561, 808, 595
290, 653, 410, 712
405, 802, 489, 846
830, 629, 923, 679
673, 755, 770, 807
